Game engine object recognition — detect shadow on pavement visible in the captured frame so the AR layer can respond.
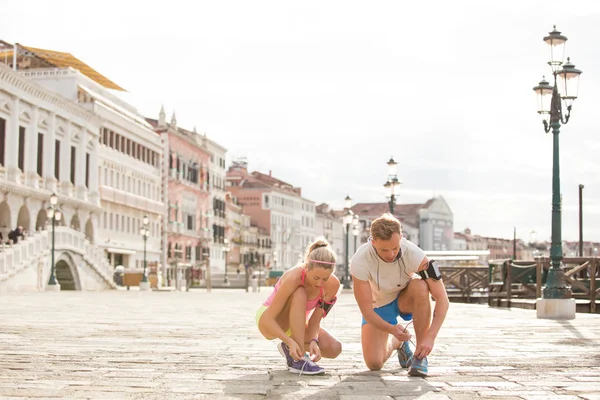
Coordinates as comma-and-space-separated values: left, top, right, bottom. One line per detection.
557, 320, 588, 339
220, 368, 438, 399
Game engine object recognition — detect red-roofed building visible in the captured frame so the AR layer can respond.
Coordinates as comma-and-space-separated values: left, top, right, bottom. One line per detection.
351, 196, 453, 251
226, 159, 317, 270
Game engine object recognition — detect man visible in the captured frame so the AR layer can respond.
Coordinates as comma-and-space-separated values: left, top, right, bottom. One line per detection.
350, 213, 449, 376
8, 226, 24, 245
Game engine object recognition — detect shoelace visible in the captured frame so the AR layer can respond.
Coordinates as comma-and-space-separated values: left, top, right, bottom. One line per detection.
393, 321, 417, 361
402, 320, 417, 348
298, 355, 318, 376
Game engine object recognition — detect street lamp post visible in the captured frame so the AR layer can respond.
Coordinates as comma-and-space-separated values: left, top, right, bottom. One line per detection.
255, 250, 262, 293
352, 215, 360, 255
579, 184, 584, 257
203, 247, 212, 292
46, 193, 62, 291
223, 238, 231, 285
533, 25, 582, 319
139, 215, 150, 291
384, 157, 401, 215
343, 195, 354, 290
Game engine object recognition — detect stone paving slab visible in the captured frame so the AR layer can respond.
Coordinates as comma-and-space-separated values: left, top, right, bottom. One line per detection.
0, 290, 599, 399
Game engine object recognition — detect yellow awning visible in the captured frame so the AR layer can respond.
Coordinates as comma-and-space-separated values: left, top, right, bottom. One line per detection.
1, 44, 125, 91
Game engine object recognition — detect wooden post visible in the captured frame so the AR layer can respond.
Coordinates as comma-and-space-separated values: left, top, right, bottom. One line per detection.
506, 260, 512, 307
465, 269, 471, 303
536, 257, 543, 299
590, 259, 597, 314
206, 252, 212, 292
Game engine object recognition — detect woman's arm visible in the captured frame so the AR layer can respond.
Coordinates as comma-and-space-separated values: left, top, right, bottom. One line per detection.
305, 275, 341, 343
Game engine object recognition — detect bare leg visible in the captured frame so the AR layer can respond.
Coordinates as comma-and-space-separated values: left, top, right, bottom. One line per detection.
305, 327, 342, 359
288, 287, 307, 353
360, 323, 390, 370
398, 279, 431, 348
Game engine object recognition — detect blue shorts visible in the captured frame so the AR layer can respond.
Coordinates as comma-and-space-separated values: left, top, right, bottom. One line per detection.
361, 294, 412, 326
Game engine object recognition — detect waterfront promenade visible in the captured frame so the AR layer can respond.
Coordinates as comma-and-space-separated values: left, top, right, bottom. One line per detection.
0, 290, 599, 399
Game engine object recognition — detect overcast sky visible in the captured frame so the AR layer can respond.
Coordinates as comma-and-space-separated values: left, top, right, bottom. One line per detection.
2, 0, 600, 242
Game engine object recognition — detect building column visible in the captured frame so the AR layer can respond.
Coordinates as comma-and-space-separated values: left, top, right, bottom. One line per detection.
75, 128, 86, 187
26, 106, 39, 187
43, 113, 57, 192
74, 128, 87, 201
91, 142, 99, 190
6, 98, 20, 180
59, 123, 71, 195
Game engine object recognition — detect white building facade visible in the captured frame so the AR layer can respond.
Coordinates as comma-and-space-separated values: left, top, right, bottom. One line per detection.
0, 62, 114, 291
205, 137, 228, 273
21, 68, 165, 272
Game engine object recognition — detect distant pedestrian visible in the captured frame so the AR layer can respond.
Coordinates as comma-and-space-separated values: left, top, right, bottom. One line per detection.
255, 237, 341, 375
8, 226, 24, 245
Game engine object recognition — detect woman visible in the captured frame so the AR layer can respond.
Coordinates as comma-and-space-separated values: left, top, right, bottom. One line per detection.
256, 238, 342, 375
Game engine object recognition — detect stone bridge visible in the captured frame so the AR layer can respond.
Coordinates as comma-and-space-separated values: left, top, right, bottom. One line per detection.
0, 226, 116, 292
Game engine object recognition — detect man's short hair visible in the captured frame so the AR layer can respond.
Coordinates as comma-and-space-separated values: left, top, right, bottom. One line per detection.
370, 213, 402, 241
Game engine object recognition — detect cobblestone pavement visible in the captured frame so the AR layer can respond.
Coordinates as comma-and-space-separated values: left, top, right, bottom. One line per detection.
0, 290, 599, 399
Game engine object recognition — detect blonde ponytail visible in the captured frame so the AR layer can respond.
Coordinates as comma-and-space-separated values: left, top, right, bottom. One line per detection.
304, 237, 337, 270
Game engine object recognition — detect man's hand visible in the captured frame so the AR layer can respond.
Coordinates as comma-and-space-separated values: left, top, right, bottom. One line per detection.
414, 334, 434, 359
389, 324, 411, 343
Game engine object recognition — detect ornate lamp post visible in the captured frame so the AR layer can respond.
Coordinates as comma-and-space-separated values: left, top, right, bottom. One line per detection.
223, 238, 231, 285
139, 215, 150, 291
352, 214, 360, 255
343, 195, 354, 289
533, 26, 582, 320
384, 157, 401, 214
46, 193, 62, 291
202, 247, 212, 292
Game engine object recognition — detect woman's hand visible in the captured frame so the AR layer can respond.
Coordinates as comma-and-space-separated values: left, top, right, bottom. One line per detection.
287, 340, 304, 361
308, 340, 321, 362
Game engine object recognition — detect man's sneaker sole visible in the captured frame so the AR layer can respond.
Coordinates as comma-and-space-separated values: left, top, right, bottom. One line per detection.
408, 367, 427, 377
397, 342, 413, 369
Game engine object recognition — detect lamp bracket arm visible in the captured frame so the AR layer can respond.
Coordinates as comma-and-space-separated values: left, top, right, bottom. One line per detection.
543, 120, 551, 133
560, 105, 572, 125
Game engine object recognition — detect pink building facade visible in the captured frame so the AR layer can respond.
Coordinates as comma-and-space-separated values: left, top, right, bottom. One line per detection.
148, 109, 211, 286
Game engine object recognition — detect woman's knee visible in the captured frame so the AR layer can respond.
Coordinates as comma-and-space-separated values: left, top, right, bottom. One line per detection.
328, 340, 342, 359
290, 286, 307, 302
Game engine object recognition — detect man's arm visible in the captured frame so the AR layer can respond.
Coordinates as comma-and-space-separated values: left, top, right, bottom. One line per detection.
352, 276, 394, 334
424, 277, 449, 342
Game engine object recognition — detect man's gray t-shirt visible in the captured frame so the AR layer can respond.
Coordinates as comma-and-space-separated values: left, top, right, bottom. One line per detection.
350, 238, 427, 308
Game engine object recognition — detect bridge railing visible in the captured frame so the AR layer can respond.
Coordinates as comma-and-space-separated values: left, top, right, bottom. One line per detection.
53, 226, 114, 285
0, 231, 49, 279
488, 257, 599, 313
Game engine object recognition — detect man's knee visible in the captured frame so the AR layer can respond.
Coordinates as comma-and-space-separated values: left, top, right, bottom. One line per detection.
411, 279, 431, 299
364, 357, 384, 371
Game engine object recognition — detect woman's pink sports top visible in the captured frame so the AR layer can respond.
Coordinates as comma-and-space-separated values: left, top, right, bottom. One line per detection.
263, 268, 324, 312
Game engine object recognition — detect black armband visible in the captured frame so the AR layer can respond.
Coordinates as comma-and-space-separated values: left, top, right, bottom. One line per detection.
418, 260, 442, 280
317, 296, 337, 317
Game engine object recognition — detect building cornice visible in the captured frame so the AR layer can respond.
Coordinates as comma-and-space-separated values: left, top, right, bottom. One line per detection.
0, 64, 100, 124
0, 182, 103, 214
